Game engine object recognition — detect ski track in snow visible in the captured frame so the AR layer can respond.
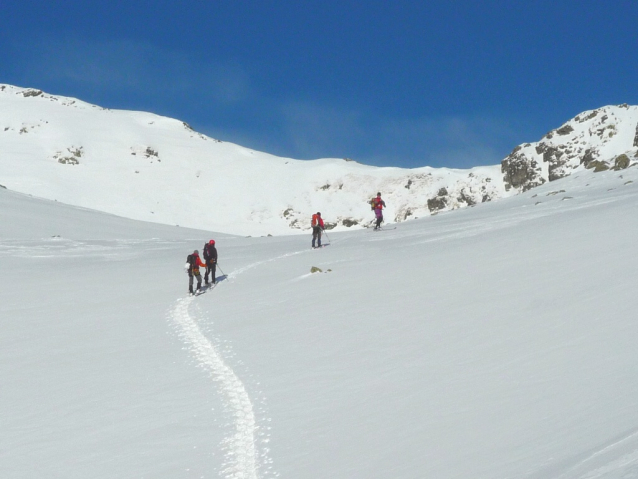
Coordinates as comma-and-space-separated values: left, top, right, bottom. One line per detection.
171, 296, 260, 479
530, 428, 638, 479
168, 251, 311, 477
228, 249, 308, 279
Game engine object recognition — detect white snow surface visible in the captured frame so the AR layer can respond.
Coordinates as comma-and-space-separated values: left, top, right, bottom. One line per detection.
0, 84, 506, 236
3, 164, 638, 478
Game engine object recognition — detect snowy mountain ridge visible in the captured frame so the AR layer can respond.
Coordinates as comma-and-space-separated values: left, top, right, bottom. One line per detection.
1, 83, 637, 235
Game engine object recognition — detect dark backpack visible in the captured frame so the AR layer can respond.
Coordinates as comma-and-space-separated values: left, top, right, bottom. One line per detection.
185, 254, 195, 272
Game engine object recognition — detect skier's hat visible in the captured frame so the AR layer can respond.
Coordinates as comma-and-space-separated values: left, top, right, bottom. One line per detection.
209, 239, 215, 245
316, 212, 321, 215
193, 249, 199, 254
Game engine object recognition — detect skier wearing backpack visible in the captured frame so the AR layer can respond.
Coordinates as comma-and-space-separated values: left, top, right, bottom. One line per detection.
311, 212, 325, 248
203, 239, 218, 285
371, 192, 386, 230
185, 250, 207, 295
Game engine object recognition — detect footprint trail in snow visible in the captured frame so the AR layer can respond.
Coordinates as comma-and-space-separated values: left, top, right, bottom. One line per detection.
171, 295, 260, 479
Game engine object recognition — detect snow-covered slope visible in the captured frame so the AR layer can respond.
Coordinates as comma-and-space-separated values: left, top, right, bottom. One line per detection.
3, 84, 637, 236
3, 164, 638, 478
0, 84, 503, 236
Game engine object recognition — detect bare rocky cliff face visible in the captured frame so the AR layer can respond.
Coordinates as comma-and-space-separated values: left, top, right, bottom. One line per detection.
501, 104, 638, 193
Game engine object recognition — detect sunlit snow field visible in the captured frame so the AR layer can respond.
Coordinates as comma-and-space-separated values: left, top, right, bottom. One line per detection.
2, 167, 638, 478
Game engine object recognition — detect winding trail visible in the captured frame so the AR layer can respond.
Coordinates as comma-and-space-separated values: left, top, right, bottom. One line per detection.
168, 248, 313, 478
170, 295, 259, 479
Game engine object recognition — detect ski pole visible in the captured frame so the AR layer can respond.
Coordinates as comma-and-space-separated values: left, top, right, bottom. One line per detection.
217, 263, 225, 276
322, 229, 331, 244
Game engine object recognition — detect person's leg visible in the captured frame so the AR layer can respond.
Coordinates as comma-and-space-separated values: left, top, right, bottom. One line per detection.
205, 262, 212, 284
195, 272, 202, 290
189, 274, 194, 294
312, 227, 317, 248
211, 263, 217, 283
318, 230, 322, 247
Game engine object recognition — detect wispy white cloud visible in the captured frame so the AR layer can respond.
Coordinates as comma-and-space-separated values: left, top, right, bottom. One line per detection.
14, 36, 528, 169
249, 100, 529, 168
22, 37, 251, 104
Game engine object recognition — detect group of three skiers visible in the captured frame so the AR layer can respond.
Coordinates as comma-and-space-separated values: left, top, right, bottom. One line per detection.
185, 193, 386, 294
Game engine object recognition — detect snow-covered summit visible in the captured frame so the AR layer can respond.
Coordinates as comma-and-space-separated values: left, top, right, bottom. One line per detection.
1, 83, 637, 235
501, 104, 638, 192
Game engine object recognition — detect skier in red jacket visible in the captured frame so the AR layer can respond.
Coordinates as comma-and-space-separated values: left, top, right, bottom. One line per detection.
311, 212, 325, 248
371, 192, 386, 230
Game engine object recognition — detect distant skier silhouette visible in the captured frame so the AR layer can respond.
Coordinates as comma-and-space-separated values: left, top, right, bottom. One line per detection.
311, 212, 325, 248
203, 239, 218, 285
371, 192, 386, 230
185, 249, 207, 295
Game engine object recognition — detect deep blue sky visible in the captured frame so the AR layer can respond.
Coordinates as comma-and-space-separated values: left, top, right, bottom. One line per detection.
2, 1, 637, 168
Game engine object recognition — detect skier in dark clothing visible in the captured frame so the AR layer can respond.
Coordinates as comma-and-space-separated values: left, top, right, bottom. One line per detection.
186, 250, 207, 294
311, 212, 325, 248
203, 239, 218, 285
371, 192, 386, 230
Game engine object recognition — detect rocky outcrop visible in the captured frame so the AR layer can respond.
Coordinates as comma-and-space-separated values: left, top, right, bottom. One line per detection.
501, 105, 638, 192
22, 89, 43, 98
427, 188, 449, 212
53, 146, 84, 165
501, 146, 545, 192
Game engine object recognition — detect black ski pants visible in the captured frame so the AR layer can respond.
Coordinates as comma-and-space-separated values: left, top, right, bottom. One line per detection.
205, 260, 217, 283
312, 226, 322, 247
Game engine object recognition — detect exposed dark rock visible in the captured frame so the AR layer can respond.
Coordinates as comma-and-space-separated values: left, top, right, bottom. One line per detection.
401, 208, 414, 220
282, 208, 293, 217
324, 222, 337, 230
580, 148, 598, 167
320, 184, 330, 190
58, 157, 79, 165
556, 124, 574, 135
22, 89, 43, 97
341, 218, 359, 227
69, 147, 83, 158
539, 146, 569, 181
405, 179, 412, 189
427, 195, 447, 212
501, 149, 545, 191
458, 189, 476, 206
586, 160, 610, 172
437, 187, 448, 196
581, 110, 598, 122
310, 266, 323, 273
612, 154, 630, 170
634, 123, 638, 147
